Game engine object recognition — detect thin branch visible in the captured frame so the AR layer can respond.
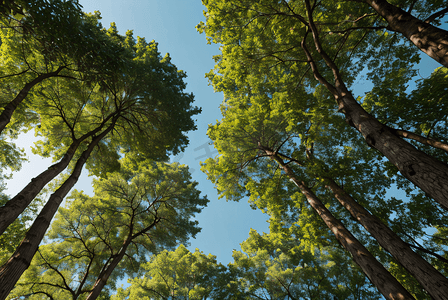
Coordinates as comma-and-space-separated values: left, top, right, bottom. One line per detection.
425, 7, 448, 23
407, 0, 418, 13
328, 25, 387, 34
0, 68, 31, 80
36, 249, 73, 294
394, 128, 448, 153
406, 242, 448, 265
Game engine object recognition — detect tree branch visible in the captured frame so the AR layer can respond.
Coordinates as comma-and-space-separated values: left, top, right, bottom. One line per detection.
394, 129, 448, 153
425, 7, 448, 24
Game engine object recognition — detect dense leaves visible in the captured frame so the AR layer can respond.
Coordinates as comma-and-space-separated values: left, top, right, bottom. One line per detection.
9, 159, 208, 300
198, 0, 448, 298
113, 245, 227, 300
0, 2, 201, 298
1, 0, 448, 299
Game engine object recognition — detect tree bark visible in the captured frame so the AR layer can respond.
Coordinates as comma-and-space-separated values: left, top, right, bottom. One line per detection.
338, 90, 448, 211
84, 241, 129, 300
0, 122, 115, 300
325, 178, 448, 300
0, 114, 116, 236
301, 0, 448, 211
261, 148, 415, 300
365, 0, 448, 67
0, 139, 80, 235
85, 214, 160, 299
0, 66, 66, 134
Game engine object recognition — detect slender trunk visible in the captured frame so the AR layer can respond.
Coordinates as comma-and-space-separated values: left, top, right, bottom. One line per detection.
84, 241, 130, 300
0, 114, 116, 236
394, 129, 448, 153
365, 0, 448, 67
261, 148, 415, 300
301, 1, 448, 211
0, 122, 115, 300
85, 218, 160, 300
325, 178, 448, 300
0, 66, 65, 134
0, 139, 80, 235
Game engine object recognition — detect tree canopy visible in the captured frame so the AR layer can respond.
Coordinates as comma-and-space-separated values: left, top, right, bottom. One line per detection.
9, 158, 208, 300
1, 0, 448, 299
0, 3, 201, 298
198, 0, 448, 299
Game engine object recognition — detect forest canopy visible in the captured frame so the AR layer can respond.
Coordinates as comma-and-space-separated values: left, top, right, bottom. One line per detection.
0, 0, 448, 299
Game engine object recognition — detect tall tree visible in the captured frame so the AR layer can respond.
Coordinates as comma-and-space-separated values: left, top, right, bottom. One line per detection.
201, 91, 418, 298
8, 159, 208, 300
198, 0, 448, 211
112, 245, 228, 300
230, 229, 382, 299
200, 61, 447, 298
0, 24, 200, 235
0, 26, 200, 298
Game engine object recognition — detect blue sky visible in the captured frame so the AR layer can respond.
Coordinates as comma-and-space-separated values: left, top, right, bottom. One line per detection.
75, 0, 272, 265
6, 0, 443, 271
6, 0, 270, 266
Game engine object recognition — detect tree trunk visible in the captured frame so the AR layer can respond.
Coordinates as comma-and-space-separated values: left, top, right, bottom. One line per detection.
325, 178, 448, 300
0, 123, 114, 300
85, 242, 129, 300
262, 148, 415, 300
300, 2, 448, 211
338, 90, 448, 211
0, 139, 80, 235
0, 66, 65, 134
0, 114, 115, 236
85, 218, 160, 300
365, 0, 448, 67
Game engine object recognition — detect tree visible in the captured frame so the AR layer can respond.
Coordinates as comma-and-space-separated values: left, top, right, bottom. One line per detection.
363, 0, 448, 67
112, 244, 228, 300
0, 8, 129, 235
230, 229, 382, 299
0, 3, 125, 134
8, 159, 208, 300
0, 24, 201, 298
200, 54, 448, 298
201, 93, 416, 298
197, 0, 448, 211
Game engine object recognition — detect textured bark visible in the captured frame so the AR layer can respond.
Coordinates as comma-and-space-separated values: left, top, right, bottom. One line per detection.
0, 66, 65, 134
261, 148, 415, 300
0, 123, 114, 300
365, 0, 448, 67
0, 139, 80, 235
326, 179, 448, 300
0, 114, 116, 236
338, 90, 448, 211
301, 0, 448, 211
394, 129, 448, 153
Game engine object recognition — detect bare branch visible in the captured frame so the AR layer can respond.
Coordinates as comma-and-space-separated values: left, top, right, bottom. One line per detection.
425, 7, 448, 24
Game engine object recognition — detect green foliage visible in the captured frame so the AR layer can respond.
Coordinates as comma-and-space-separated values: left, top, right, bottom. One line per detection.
28, 26, 201, 175
199, 1, 448, 297
0, 2, 125, 84
9, 159, 208, 300
231, 229, 381, 300
113, 245, 228, 300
